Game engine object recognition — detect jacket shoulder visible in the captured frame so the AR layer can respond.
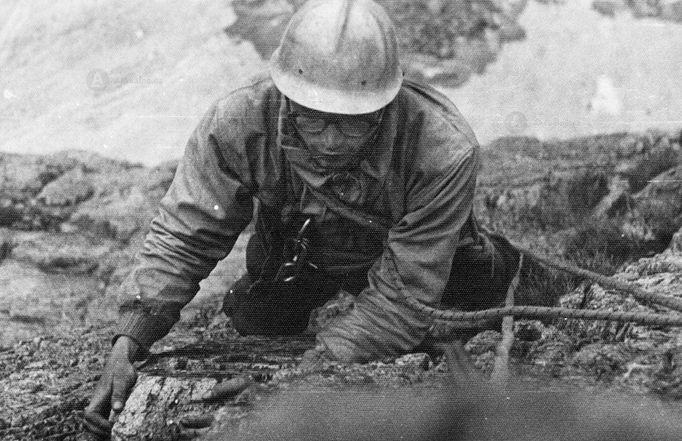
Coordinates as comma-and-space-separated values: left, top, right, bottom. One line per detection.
397, 79, 479, 176
400, 79, 478, 146
212, 73, 280, 128
193, 73, 283, 197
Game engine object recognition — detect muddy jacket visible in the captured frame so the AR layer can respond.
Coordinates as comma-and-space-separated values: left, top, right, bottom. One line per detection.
117, 75, 480, 362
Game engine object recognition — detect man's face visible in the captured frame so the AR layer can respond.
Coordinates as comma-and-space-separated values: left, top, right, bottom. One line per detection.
287, 100, 383, 170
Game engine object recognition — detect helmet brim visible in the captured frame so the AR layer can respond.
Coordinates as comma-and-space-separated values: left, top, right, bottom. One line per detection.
270, 57, 402, 115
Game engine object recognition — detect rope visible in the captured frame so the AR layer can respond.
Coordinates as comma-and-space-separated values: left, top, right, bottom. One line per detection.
399, 242, 682, 330
403, 297, 682, 328
512, 242, 682, 313
490, 254, 522, 386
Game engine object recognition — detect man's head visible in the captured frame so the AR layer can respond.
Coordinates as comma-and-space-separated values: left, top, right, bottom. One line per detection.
270, 0, 402, 115
271, 0, 401, 169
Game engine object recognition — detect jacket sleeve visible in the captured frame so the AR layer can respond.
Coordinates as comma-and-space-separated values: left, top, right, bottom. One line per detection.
115, 102, 255, 350
316, 131, 479, 362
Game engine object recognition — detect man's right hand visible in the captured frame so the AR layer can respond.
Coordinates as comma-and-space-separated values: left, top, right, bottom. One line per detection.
84, 336, 143, 438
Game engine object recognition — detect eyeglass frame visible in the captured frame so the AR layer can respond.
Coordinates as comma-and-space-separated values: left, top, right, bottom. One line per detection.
286, 101, 385, 138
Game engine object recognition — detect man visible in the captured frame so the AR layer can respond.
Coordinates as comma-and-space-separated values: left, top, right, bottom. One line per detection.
84, 0, 526, 436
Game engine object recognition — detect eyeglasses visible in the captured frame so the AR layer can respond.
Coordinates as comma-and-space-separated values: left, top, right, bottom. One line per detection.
288, 109, 384, 138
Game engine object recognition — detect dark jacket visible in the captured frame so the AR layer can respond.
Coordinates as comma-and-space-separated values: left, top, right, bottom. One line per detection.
116, 74, 480, 362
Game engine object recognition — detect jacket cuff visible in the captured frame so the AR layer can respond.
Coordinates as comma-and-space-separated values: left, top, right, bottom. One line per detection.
113, 311, 175, 351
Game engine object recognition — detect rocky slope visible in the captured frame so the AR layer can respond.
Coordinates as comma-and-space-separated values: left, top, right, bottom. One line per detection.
0, 129, 681, 439
0, 151, 247, 348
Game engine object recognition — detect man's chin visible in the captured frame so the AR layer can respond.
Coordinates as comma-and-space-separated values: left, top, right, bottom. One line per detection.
313, 155, 357, 171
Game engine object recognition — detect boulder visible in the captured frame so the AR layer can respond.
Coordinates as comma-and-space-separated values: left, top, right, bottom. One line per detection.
36, 166, 94, 207
0, 153, 74, 199
68, 186, 159, 241
632, 164, 682, 215
10, 231, 115, 274
629, 164, 682, 247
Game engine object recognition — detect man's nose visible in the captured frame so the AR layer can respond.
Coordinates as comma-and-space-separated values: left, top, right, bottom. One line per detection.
320, 124, 342, 147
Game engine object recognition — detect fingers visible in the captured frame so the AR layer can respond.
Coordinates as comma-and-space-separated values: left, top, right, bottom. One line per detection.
201, 376, 252, 402
111, 365, 138, 413
83, 408, 112, 438
179, 413, 215, 429
177, 427, 211, 440
177, 413, 215, 440
84, 379, 113, 436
